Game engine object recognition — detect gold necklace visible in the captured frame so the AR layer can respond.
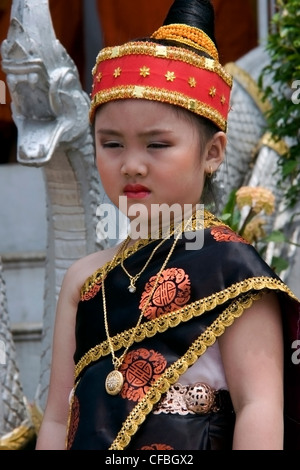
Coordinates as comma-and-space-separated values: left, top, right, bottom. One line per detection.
120, 235, 170, 293
102, 216, 192, 396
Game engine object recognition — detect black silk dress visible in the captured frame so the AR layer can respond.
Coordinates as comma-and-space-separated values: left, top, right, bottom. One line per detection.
66, 211, 300, 450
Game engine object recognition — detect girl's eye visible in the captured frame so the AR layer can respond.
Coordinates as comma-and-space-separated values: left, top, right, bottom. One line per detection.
102, 141, 122, 148
148, 142, 170, 149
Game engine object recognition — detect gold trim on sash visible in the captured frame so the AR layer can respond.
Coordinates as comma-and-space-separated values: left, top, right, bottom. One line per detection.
80, 210, 222, 299
75, 275, 297, 379
109, 291, 261, 450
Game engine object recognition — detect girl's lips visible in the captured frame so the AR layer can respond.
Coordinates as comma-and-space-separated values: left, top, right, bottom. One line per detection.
123, 184, 150, 199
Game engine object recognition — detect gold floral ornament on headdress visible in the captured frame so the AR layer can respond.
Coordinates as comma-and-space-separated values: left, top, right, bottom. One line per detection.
90, 24, 232, 132
151, 24, 219, 61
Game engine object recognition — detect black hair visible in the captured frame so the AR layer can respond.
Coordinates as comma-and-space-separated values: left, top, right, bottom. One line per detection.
163, 0, 217, 48
162, 0, 222, 210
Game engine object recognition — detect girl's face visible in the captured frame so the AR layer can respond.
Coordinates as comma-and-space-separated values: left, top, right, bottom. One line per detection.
94, 99, 224, 231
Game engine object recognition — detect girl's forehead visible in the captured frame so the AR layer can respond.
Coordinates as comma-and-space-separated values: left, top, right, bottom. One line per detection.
96, 99, 192, 123
98, 99, 172, 112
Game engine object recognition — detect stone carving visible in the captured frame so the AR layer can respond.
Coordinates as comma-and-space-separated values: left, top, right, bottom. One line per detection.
1, 0, 110, 443
221, 47, 300, 296
0, 258, 36, 449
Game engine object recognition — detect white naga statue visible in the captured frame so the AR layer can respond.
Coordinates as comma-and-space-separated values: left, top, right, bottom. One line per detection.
0, 0, 299, 449
0, 0, 110, 449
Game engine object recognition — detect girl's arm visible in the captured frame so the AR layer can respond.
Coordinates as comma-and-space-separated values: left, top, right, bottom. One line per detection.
35, 262, 81, 450
219, 292, 284, 450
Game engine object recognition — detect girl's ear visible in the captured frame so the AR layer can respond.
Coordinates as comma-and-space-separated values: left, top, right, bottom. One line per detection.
204, 131, 227, 174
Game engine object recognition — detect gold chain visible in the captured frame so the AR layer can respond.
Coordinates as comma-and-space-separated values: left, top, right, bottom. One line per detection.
120, 235, 170, 293
101, 215, 192, 395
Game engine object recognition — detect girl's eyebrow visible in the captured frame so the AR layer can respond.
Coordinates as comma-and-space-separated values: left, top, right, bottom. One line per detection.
139, 129, 174, 136
96, 128, 174, 137
96, 128, 121, 136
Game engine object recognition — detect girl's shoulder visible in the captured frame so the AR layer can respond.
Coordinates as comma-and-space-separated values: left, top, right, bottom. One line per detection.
62, 242, 123, 302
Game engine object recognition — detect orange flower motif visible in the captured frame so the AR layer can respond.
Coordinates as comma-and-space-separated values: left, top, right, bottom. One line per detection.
80, 280, 102, 301
120, 348, 167, 402
140, 443, 174, 450
139, 268, 191, 319
211, 226, 249, 244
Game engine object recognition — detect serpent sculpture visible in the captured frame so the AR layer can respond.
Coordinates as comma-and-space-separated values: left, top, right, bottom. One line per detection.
0, 258, 36, 449
0, 0, 299, 449
0, 0, 110, 448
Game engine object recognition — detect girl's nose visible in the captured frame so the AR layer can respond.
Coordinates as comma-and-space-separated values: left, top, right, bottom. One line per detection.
121, 153, 147, 177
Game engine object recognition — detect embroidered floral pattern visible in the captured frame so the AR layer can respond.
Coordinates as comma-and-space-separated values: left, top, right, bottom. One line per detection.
139, 268, 191, 319
139, 443, 174, 450
80, 280, 102, 301
211, 226, 249, 244
119, 348, 167, 402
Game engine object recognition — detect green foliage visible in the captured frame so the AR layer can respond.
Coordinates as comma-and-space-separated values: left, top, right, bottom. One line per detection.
258, 0, 300, 208
220, 189, 241, 231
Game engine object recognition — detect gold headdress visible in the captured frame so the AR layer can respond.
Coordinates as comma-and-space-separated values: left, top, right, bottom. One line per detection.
90, 24, 232, 131
151, 24, 219, 61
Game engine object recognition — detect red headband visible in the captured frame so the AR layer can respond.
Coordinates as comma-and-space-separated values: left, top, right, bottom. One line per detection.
90, 42, 232, 131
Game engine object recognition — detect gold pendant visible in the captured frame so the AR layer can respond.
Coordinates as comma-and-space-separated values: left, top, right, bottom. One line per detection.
105, 370, 124, 395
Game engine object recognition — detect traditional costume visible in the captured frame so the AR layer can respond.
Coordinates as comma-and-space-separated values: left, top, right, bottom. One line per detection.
66, 18, 300, 450
66, 211, 300, 450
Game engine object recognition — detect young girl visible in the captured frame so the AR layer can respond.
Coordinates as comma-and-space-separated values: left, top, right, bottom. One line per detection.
35, 0, 300, 450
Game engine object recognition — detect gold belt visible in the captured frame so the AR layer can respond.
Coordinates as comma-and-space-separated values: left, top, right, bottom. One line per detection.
153, 382, 232, 416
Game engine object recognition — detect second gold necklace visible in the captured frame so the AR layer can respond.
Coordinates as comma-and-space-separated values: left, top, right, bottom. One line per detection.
102, 216, 192, 396
120, 235, 170, 293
